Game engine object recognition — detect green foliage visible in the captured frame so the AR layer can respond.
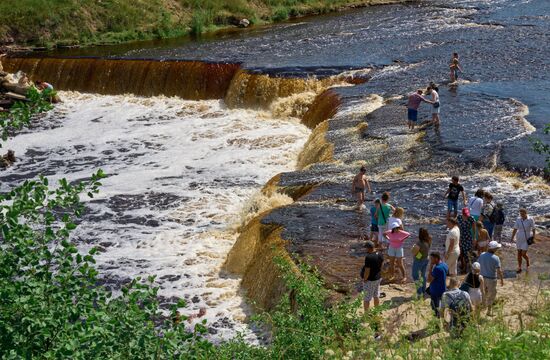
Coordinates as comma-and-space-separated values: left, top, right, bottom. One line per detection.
0, 171, 222, 358
0, 87, 53, 145
0, 0, 366, 46
531, 123, 550, 174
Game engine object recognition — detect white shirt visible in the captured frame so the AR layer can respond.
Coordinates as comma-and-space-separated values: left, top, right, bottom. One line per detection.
446, 227, 461, 253
468, 196, 484, 216
514, 217, 535, 242
387, 217, 402, 230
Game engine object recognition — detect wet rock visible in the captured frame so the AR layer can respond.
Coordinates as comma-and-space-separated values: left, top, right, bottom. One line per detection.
238, 19, 250, 28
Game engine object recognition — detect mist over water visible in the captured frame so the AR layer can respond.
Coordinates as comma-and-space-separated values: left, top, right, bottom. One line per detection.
0, 92, 310, 341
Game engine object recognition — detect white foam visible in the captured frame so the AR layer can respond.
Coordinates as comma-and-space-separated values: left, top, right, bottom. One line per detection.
0, 91, 310, 342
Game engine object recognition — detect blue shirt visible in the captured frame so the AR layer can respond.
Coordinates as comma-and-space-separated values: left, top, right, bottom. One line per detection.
479, 252, 501, 279
370, 206, 377, 225
430, 262, 448, 296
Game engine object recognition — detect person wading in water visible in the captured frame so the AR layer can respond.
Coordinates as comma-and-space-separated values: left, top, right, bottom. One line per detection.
449, 52, 463, 83
406, 89, 430, 130
351, 166, 372, 211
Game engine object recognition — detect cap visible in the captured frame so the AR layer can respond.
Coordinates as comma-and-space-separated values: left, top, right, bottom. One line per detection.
472, 262, 481, 271
488, 241, 502, 250
462, 208, 470, 217
390, 221, 401, 230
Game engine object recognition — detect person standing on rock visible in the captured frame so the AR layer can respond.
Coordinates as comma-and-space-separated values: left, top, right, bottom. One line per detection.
480, 192, 495, 237
406, 89, 430, 130
445, 217, 461, 279
492, 203, 506, 243
411, 227, 432, 297
375, 192, 394, 245
449, 52, 463, 83
444, 175, 467, 219
361, 240, 384, 311
426, 84, 440, 129
369, 199, 381, 246
468, 189, 485, 221
474, 221, 490, 257
457, 208, 476, 273
511, 208, 536, 274
427, 251, 448, 317
478, 241, 504, 316
352, 166, 372, 211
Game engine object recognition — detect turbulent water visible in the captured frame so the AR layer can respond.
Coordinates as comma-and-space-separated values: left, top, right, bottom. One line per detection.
1, 0, 549, 342
0, 92, 309, 341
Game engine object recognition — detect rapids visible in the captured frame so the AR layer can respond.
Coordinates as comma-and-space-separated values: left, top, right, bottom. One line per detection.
1, 0, 549, 343
0, 92, 310, 341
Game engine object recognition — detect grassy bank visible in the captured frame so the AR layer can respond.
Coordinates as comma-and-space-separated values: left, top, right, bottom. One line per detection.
0, 0, 407, 48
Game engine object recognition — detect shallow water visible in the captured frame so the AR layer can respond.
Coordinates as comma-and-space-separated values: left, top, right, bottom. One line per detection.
41, 0, 549, 172
0, 92, 309, 341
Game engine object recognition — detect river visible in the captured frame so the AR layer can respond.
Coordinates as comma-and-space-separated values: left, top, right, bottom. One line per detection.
1, 0, 548, 342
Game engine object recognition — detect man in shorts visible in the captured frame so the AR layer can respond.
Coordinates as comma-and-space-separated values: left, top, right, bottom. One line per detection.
478, 241, 504, 316
406, 89, 430, 130
362, 241, 384, 311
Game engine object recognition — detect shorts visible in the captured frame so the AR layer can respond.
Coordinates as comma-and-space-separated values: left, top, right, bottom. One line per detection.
363, 279, 381, 302
371, 224, 379, 233
447, 199, 458, 213
388, 246, 404, 258
355, 187, 365, 194
407, 108, 418, 122
432, 105, 440, 114
483, 278, 497, 306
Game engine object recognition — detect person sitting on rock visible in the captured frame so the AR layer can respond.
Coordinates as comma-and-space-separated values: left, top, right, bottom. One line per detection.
0, 149, 16, 168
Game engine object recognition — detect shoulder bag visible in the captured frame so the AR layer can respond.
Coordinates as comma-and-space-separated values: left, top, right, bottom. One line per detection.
520, 219, 535, 246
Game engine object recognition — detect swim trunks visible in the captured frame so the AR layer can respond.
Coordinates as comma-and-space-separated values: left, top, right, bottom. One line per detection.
407, 108, 418, 122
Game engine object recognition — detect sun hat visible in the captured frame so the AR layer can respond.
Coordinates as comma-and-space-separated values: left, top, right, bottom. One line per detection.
488, 241, 502, 250
472, 262, 481, 271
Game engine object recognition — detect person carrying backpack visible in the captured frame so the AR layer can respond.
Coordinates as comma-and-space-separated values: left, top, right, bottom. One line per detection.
480, 192, 495, 237
492, 203, 506, 243
441, 278, 472, 335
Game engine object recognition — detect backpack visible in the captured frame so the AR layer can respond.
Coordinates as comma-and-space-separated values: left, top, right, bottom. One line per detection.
490, 207, 504, 224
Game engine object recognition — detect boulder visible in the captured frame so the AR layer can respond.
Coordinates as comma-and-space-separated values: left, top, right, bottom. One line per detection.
238, 19, 250, 28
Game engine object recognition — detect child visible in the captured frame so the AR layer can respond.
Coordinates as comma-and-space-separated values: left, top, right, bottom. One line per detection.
370, 199, 381, 246
385, 222, 411, 283
444, 176, 466, 219
492, 203, 506, 242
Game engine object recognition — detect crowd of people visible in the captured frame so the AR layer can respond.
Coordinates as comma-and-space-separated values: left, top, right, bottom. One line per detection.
356, 171, 538, 333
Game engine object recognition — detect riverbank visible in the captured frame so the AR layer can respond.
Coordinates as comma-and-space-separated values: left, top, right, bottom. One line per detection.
0, 0, 409, 49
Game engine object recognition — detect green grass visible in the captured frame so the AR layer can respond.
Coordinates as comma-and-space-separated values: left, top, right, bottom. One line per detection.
0, 0, 400, 47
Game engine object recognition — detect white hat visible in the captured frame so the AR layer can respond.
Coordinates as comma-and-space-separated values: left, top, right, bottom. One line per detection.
390, 221, 401, 230
472, 262, 481, 271
488, 241, 502, 250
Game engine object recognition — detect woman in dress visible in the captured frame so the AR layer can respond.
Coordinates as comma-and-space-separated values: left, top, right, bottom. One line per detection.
457, 207, 476, 273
